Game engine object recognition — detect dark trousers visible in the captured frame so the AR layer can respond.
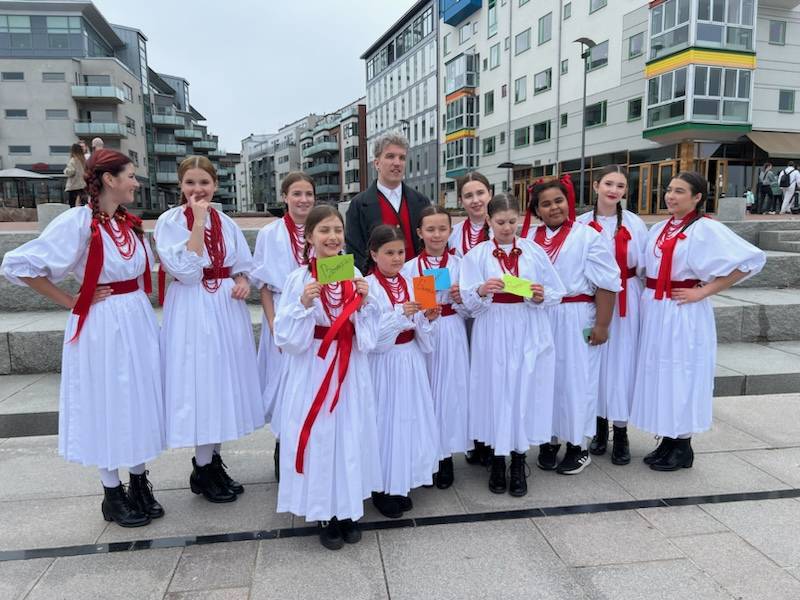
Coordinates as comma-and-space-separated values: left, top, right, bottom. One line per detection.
67, 189, 84, 207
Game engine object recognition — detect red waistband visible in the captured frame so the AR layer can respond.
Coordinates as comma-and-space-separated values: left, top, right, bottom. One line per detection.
492, 293, 524, 304
440, 303, 457, 317
203, 266, 232, 280
646, 277, 699, 290
106, 279, 139, 295
395, 330, 415, 344
625, 267, 637, 279
313, 325, 330, 340
561, 294, 595, 304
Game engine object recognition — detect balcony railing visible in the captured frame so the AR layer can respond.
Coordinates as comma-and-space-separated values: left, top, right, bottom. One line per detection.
156, 172, 178, 184
152, 114, 185, 127
175, 129, 203, 140
302, 141, 339, 158
74, 122, 126, 137
306, 162, 340, 176
208, 150, 226, 157
154, 143, 187, 156
194, 140, 217, 151
71, 85, 126, 103
315, 184, 341, 195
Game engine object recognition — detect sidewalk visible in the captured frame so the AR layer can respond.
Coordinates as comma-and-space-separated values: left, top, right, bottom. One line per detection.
1, 390, 799, 599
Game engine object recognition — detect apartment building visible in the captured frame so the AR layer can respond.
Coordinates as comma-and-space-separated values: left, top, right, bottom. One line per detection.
362, 0, 440, 203
438, 0, 800, 214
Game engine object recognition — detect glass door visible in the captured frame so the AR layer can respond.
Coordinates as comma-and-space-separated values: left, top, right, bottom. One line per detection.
656, 161, 677, 214
638, 164, 651, 214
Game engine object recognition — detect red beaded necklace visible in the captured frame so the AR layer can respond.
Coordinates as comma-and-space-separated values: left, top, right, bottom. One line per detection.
310, 258, 353, 321
417, 248, 448, 275
97, 210, 136, 260
655, 211, 696, 255
184, 205, 226, 293
461, 219, 488, 254
534, 221, 572, 264
283, 212, 306, 266
373, 269, 409, 305
492, 238, 522, 276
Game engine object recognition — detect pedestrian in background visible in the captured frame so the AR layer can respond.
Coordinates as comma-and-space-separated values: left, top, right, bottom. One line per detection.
63, 143, 86, 207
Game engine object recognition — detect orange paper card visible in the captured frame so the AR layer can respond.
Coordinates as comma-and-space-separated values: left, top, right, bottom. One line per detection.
412, 275, 438, 309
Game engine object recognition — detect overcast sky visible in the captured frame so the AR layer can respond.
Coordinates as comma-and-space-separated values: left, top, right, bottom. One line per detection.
92, 0, 407, 153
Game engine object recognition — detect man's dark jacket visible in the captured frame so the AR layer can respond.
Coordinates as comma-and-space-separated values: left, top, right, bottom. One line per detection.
345, 181, 432, 274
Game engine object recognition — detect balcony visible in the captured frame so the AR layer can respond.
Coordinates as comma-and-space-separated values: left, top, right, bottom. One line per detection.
156, 172, 178, 184
315, 184, 341, 195
175, 129, 203, 141
441, 0, 481, 27
302, 141, 339, 158
194, 140, 217, 151
217, 168, 232, 177
208, 150, 226, 158
71, 85, 126, 103
74, 122, 126, 137
306, 162, 339, 176
154, 143, 187, 156
152, 114, 185, 128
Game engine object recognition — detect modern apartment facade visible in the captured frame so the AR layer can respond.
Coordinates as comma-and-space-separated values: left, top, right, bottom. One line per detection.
438, 0, 800, 214
362, 0, 440, 203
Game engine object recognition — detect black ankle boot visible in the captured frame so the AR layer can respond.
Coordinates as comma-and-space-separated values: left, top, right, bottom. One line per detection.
435, 457, 455, 489
339, 518, 362, 544
319, 518, 344, 550
102, 484, 151, 527
190, 458, 237, 503
508, 452, 528, 497
211, 453, 244, 495
273, 440, 280, 482
371, 491, 402, 519
393, 495, 413, 512
589, 417, 609, 455
611, 426, 631, 465
643, 437, 675, 465
488, 455, 507, 493
537, 443, 561, 471
465, 440, 483, 465
650, 437, 694, 471
128, 471, 164, 518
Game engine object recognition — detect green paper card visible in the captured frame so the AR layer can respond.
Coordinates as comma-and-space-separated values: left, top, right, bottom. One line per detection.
316, 254, 355, 284
502, 273, 533, 298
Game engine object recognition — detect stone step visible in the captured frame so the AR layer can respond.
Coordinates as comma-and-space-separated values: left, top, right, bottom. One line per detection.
758, 230, 800, 253
738, 251, 800, 288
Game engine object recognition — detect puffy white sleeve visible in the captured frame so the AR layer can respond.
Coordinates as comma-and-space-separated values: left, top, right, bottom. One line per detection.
369, 278, 415, 354
250, 226, 269, 289
351, 269, 381, 354
585, 229, 623, 293
687, 219, 766, 284
273, 268, 315, 355
154, 210, 209, 284
530, 244, 567, 307
459, 246, 493, 316
227, 220, 254, 276
1, 207, 90, 286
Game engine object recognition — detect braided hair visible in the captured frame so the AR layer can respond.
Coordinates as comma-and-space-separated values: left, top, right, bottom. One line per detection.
592, 165, 627, 231
302, 204, 343, 266
84, 148, 142, 236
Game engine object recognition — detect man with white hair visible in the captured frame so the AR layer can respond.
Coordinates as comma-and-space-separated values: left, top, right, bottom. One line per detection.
90, 137, 104, 154
345, 133, 431, 273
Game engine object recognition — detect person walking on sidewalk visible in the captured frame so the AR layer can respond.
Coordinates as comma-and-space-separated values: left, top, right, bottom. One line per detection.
755, 163, 776, 214
1, 149, 166, 528
63, 143, 87, 207
778, 161, 800, 215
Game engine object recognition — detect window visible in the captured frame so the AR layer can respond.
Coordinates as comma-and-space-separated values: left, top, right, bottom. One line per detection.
692, 65, 750, 121
485, 90, 495, 115
128, 150, 139, 167
564, 2, 572, 19
538, 13, 552, 45
629, 32, 644, 58
647, 67, 687, 127
585, 100, 608, 127
534, 69, 552, 94
49, 145, 71, 154
514, 76, 527, 103
628, 98, 643, 120
42, 72, 65, 82
46, 109, 69, 119
443, 33, 451, 55
459, 23, 471, 44
501, 84, 507, 98
445, 53, 478, 94
4, 109, 27, 119
483, 136, 496, 155
650, 0, 691, 59
533, 120, 551, 143
126, 117, 136, 135
694, 0, 752, 51
505, 36, 510, 50
769, 21, 786, 45
1, 15, 32, 49
123, 83, 133, 102
590, 0, 607, 13
445, 95, 479, 133
9, 145, 31, 154
1, 72, 24, 81
514, 126, 530, 148
490, 43, 500, 69
561, 59, 569, 74
445, 137, 479, 172
779, 90, 795, 113
515, 28, 531, 55
488, 0, 498, 37
588, 40, 609, 71
561, 112, 569, 128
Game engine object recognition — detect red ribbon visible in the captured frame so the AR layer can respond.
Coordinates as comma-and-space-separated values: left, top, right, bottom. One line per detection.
654, 232, 686, 300
561, 173, 576, 223
614, 226, 631, 316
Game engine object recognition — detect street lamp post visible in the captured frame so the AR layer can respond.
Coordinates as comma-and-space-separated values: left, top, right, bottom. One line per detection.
574, 37, 596, 210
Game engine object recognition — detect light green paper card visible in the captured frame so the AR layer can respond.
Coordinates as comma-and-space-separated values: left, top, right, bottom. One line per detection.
316, 254, 355, 284
502, 273, 533, 298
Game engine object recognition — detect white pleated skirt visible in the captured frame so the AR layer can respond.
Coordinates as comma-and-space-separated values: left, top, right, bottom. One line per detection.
256, 291, 286, 435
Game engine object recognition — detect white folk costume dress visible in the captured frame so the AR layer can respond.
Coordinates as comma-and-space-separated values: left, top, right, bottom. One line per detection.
155, 206, 264, 448
525, 222, 622, 446
448, 219, 491, 258
630, 215, 765, 437
402, 251, 470, 459
366, 271, 440, 495
251, 214, 306, 435
576, 210, 648, 422
460, 238, 566, 455
273, 264, 382, 522
1, 207, 165, 469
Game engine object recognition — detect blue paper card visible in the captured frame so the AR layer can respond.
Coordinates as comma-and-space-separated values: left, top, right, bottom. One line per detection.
423, 267, 451, 291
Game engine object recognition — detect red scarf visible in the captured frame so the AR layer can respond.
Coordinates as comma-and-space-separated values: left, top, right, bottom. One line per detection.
70, 208, 151, 342
521, 173, 576, 238
653, 211, 697, 300
377, 189, 416, 260
461, 219, 488, 254
534, 222, 572, 264
589, 219, 633, 317
283, 212, 306, 266
295, 259, 363, 474
492, 238, 522, 276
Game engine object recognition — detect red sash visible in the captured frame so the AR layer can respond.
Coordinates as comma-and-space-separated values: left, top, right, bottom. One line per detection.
377, 190, 416, 259
589, 219, 634, 317
492, 293, 524, 304
561, 294, 595, 304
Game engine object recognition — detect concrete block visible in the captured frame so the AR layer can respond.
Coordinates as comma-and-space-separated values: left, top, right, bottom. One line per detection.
168, 541, 257, 594
741, 251, 800, 288
636, 505, 730, 538
713, 305, 743, 343
8, 330, 64, 374
166, 590, 250, 600
0, 333, 10, 375
712, 394, 800, 447
0, 558, 54, 600
717, 196, 747, 221
35, 203, 69, 232
735, 447, 800, 489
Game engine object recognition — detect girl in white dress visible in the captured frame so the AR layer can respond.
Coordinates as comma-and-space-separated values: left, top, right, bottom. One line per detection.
525, 178, 621, 476
631, 172, 765, 470
460, 194, 566, 496
156, 156, 263, 503
366, 225, 440, 519
576, 166, 649, 466
273, 205, 381, 551
402, 206, 469, 489
1, 149, 164, 527
251, 172, 315, 481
